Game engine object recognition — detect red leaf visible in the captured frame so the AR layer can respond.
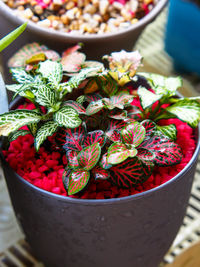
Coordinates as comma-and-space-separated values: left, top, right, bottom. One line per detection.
68, 169, 90, 195
83, 130, 106, 148
78, 143, 101, 171
64, 100, 86, 114
109, 158, 144, 188
92, 166, 110, 180
121, 122, 146, 146
139, 136, 182, 166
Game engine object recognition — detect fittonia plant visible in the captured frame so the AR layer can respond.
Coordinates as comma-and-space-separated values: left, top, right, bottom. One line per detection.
0, 44, 200, 195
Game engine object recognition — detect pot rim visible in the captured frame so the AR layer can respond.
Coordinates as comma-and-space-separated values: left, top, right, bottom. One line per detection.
0, 0, 168, 42
1, 96, 200, 205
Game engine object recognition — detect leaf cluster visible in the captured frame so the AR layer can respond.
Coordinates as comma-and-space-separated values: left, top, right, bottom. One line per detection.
0, 44, 200, 196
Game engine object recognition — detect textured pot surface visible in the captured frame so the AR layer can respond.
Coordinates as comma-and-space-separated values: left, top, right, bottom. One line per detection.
1, 99, 200, 267
0, 0, 167, 83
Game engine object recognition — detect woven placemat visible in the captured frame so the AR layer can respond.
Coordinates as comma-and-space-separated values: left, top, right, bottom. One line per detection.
0, 7, 200, 267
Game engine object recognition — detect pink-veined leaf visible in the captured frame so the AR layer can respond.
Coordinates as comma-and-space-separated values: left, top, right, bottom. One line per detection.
106, 119, 126, 141
85, 93, 103, 103
82, 130, 106, 148
63, 100, 86, 114
141, 120, 156, 137
62, 125, 85, 152
109, 157, 144, 188
109, 109, 127, 120
92, 166, 110, 180
107, 142, 137, 165
67, 150, 79, 169
121, 122, 146, 146
110, 94, 134, 109
68, 169, 90, 195
8, 42, 60, 68
139, 136, 183, 166
137, 148, 155, 161
78, 143, 101, 171
99, 153, 112, 169
61, 45, 86, 73
107, 129, 121, 142
126, 106, 142, 120
86, 100, 105, 115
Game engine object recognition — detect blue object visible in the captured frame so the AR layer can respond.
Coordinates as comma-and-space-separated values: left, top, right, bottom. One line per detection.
165, 0, 200, 75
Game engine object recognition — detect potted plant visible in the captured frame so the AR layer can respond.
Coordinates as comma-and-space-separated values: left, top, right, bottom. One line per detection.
0, 44, 200, 267
0, 0, 168, 83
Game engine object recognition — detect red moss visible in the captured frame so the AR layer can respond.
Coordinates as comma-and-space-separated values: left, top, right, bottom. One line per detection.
3, 103, 196, 199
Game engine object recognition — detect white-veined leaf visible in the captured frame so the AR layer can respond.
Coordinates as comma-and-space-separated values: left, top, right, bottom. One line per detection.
0, 110, 42, 136
54, 106, 82, 129
35, 121, 59, 151
139, 72, 182, 96
137, 86, 162, 109
156, 124, 177, 141
8, 129, 30, 142
165, 99, 200, 128
37, 60, 63, 87
35, 85, 56, 107
10, 68, 35, 84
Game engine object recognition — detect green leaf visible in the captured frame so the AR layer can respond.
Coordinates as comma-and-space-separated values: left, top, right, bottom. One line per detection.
98, 74, 118, 96
121, 122, 146, 147
107, 142, 137, 165
35, 121, 59, 151
78, 143, 101, 171
160, 99, 200, 128
37, 60, 63, 87
6, 84, 23, 93
138, 87, 161, 109
68, 169, 90, 195
11, 68, 35, 84
0, 23, 27, 52
0, 110, 42, 136
139, 72, 182, 96
63, 100, 86, 114
28, 122, 38, 136
8, 129, 30, 142
54, 106, 81, 128
35, 85, 56, 107
156, 124, 177, 141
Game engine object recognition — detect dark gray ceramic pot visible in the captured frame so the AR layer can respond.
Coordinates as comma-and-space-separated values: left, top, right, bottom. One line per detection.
1, 98, 200, 267
0, 0, 167, 83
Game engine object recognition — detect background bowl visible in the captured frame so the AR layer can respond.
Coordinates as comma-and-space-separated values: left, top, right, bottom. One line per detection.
0, 0, 167, 82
